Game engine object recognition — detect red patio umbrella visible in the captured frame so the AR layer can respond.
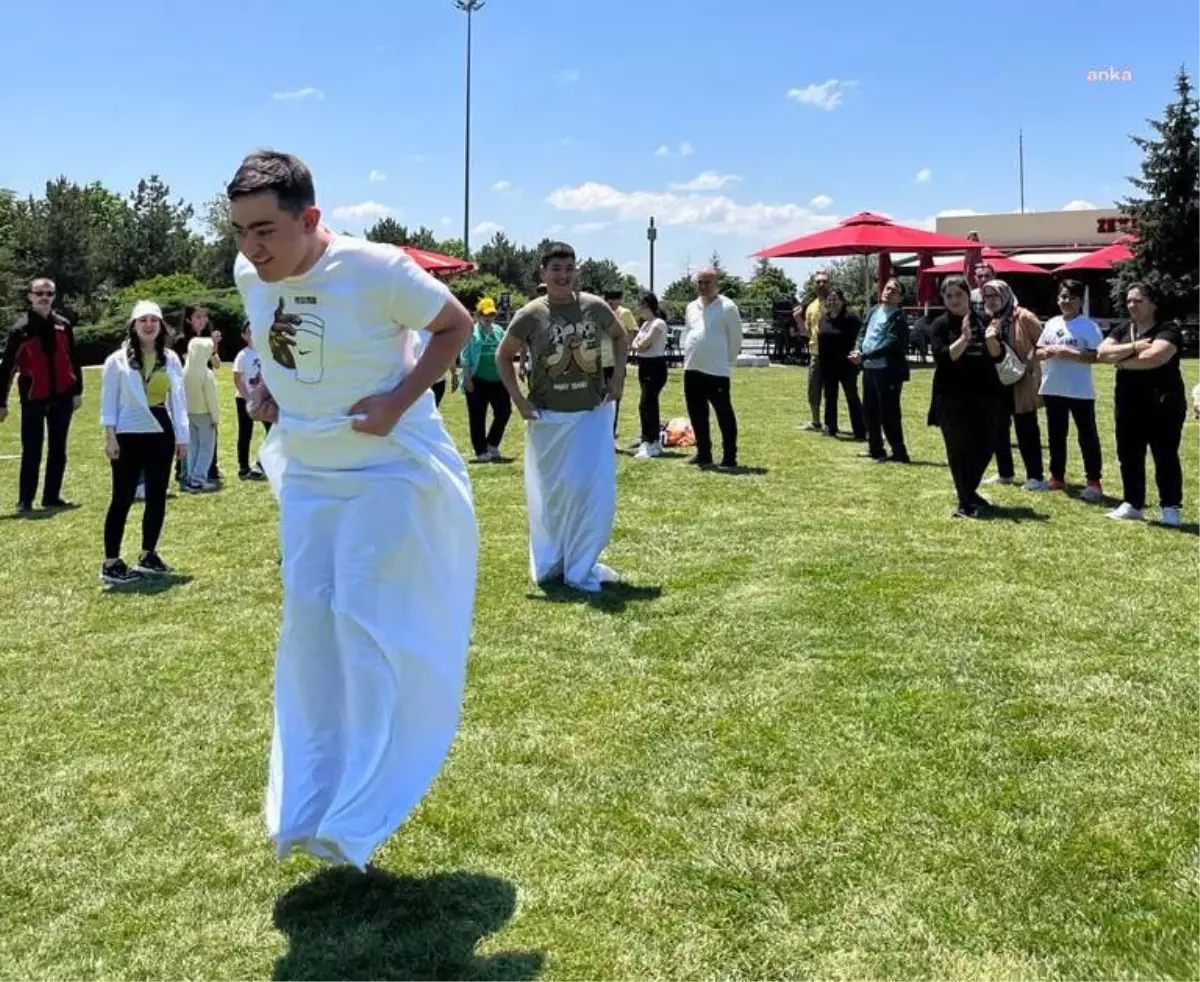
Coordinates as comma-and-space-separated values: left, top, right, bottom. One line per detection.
921, 246, 1050, 278
397, 245, 476, 277
1052, 235, 1136, 272
753, 211, 986, 300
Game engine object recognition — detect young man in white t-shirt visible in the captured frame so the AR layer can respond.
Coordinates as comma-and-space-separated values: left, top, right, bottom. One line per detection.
228, 150, 477, 869
232, 322, 269, 479
1034, 278, 1104, 501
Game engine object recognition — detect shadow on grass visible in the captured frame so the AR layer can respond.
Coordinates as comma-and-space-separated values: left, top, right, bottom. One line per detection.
889, 459, 947, 469
1166, 522, 1200, 537
0, 503, 83, 522
102, 573, 195, 595
617, 448, 690, 459
976, 505, 1050, 523
272, 867, 544, 982
706, 464, 770, 476
528, 580, 663, 613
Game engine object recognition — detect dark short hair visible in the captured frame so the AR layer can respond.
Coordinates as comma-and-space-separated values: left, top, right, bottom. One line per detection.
603, 288, 623, 300
1126, 280, 1160, 305
1057, 278, 1086, 300
885, 277, 904, 297
941, 274, 971, 298
540, 241, 576, 267
226, 150, 316, 216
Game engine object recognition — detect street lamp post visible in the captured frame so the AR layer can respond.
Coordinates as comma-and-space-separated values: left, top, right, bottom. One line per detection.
647, 216, 657, 293
456, 0, 484, 260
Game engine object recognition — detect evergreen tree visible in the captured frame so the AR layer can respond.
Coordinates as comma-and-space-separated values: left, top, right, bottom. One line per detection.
1111, 67, 1199, 318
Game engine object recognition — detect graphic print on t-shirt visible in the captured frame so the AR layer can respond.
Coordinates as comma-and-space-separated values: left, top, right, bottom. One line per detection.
268, 297, 325, 384
543, 312, 602, 386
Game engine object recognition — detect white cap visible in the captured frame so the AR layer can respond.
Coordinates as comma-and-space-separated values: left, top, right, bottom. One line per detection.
129, 300, 164, 323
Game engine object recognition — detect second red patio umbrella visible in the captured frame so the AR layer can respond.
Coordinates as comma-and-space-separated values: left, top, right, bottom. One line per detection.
397, 245, 477, 277
1053, 235, 1136, 273
921, 246, 1050, 279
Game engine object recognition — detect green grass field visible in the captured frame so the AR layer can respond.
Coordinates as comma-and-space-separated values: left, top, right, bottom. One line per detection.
1, 361, 1197, 981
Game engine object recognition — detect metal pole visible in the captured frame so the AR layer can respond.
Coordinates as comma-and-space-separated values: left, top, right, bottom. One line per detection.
1018, 128, 1025, 214
647, 216, 657, 293
456, 1, 484, 259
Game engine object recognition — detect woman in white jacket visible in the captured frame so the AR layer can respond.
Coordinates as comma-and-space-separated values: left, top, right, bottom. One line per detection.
99, 300, 188, 585
182, 336, 220, 492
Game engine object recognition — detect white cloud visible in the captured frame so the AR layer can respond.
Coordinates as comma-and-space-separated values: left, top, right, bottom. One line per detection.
472, 220, 504, 239
786, 79, 856, 111
558, 68, 581, 82
572, 221, 610, 234
368, 169, 387, 183
546, 180, 838, 239
492, 180, 521, 196
809, 194, 834, 210
654, 144, 671, 157
1062, 199, 1098, 210
678, 141, 694, 156
440, 216, 453, 227
936, 208, 980, 218
670, 171, 741, 192
331, 201, 393, 221
272, 86, 324, 101
916, 168, 933, 184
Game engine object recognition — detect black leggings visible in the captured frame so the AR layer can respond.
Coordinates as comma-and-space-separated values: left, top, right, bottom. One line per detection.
637, 357, 668, 444
1043, 395, 1102, 483
1115, 394, 1185, 509
465, 377, 512, 456
939, 397, 999, 510
994, 389, 1044, 481
235, 397, 273, 471
820, 355, 865, 437
105, 408, 175, 559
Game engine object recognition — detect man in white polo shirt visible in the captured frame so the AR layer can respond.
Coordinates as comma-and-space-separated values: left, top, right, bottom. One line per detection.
682, 267, 743, 468
228, 149, 477, 870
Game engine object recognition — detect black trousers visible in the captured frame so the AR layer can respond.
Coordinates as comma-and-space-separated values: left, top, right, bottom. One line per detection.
208, 433, 220, 479
603, 366, 620, 435
862, 369, 908, 460
105, 409, 175, 559
994, 389, 1044, 481
1115, 394, 1185, 509
939, 397, 999, 510
465, 377, 512, 456
18, 394, 74, 506
1043, 395, 1102, 483
431, 379, 446, 406
820, 355, 865, 437
684, 369, 737, 465
637, 357, 668, 444
806, 358, 823, 423
235, 397, 273, 471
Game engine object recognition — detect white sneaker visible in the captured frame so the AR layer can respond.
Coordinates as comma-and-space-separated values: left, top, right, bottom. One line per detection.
645, 441, 662, 458
1159, 506, 1182, 527
1023, 478, 1050, 492
1106, 502, 1145, 521
485, 446, 501, 461
1079, 482, 1104, 503
474, 452, 490, 463
983, 474, 1013, 485
594, 563, 622, 585
634, 442, 652, 459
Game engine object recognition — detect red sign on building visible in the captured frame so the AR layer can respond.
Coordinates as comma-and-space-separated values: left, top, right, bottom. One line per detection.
1096, 215, 1139, 234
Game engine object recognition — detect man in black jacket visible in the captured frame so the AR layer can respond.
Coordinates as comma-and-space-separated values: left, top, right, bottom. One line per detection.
0, 278, 83, 513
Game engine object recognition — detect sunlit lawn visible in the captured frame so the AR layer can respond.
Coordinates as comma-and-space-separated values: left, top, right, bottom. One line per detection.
0, 361, 1196, 981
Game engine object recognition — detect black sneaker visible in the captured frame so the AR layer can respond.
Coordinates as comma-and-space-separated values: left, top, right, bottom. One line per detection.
238, 468, 253, 480
249, 466, 267, 480
135, 552, 173, 575
688, 457, 714, 467
42, 498, 74, 509
16, 501, 32, 515
971, 492, 991, 510
100, 559, 142, 586
717, 460, 738, 471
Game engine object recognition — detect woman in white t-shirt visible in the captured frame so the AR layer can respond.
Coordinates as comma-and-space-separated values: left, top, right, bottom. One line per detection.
233, 322, 271, 479
632, 291, 670, 458
1035, 279, 1104, 501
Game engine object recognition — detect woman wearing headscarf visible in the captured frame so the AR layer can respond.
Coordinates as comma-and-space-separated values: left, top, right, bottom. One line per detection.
1096, 281, 1186, 526
980, 279, 1048, 491
928, 276, 1003, 517
817, 286, 865, 439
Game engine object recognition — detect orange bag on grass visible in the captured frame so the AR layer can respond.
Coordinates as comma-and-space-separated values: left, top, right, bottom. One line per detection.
662, 417, 695, 448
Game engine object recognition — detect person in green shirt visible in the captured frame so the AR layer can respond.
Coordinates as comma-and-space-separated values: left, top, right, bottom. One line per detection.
461, 297, 512, 461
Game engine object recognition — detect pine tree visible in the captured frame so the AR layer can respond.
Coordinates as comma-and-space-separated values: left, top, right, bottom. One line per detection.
1111, 67, 1199, 318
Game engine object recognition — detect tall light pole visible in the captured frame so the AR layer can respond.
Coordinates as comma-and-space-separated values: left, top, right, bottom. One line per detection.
456, 0, 484, 259
647, 216, 657, 293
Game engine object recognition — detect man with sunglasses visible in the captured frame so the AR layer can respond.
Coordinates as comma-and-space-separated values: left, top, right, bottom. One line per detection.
0, 278, 83, 513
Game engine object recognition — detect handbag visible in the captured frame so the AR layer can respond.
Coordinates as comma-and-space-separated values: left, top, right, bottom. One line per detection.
995, 341, 1026, 385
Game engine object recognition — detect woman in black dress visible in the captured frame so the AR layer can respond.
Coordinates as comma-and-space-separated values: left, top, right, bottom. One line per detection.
929, 275, 1003, 518
817, 287, 865, 439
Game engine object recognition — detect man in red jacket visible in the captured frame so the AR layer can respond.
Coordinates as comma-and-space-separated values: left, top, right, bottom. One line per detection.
0, 278, 83, 513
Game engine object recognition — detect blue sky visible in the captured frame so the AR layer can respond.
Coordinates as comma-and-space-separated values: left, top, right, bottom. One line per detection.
2, 0, 1195, 284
